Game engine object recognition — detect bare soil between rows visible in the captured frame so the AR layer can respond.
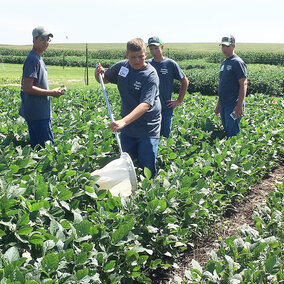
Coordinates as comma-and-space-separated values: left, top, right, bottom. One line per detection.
153, 165, 284, 283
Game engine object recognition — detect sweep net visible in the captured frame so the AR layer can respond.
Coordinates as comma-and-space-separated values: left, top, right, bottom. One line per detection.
91, 152, 137, 197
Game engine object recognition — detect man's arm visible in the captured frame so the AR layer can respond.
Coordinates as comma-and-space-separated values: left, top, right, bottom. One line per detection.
23, 77, 63, 98
214, 99, 220, 115
110, 102, 150, 132
167, 76, 189, 108
234, 77, 248, 117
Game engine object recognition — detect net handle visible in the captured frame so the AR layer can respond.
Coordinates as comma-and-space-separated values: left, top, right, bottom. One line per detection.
97, 70, 123, 155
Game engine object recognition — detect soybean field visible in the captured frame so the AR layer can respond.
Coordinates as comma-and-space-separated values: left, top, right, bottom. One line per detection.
0, 43, 283, 283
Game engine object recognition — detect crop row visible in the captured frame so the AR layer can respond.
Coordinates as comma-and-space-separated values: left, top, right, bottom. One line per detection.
1, 55, 283, 97
0, 48, 126, 60
1, 47, 284, 65
0, 48, 208, 62
175, 68, 284, 97
0, 55, 118, 68
185, 181, 284, 283
0, 88, 283, 282
208, 51, 284, 66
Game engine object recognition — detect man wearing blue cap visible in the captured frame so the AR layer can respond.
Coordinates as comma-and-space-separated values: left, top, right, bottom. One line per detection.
19, 26, 65, 149
214, 35, 247, 137
147, 36, 189, 138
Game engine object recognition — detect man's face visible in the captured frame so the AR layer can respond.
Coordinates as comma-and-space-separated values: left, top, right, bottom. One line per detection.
126, 49, 147, 70
149, 45, 163, 58
34, 36, 51, 52
221, 44, 234, 58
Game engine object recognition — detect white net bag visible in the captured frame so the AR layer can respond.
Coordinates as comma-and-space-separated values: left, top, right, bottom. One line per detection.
91, 152, 137, 197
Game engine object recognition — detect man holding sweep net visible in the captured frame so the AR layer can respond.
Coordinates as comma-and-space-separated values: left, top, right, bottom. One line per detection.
95, 38, 161, 178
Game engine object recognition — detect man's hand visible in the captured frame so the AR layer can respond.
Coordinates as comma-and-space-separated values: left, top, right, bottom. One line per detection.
233, 104, 243, 118
214, 104, 220, 115
167, 99, 182, 108
95, 63, 108, 83
110, 119, 127, 132
51, 87, 65, 98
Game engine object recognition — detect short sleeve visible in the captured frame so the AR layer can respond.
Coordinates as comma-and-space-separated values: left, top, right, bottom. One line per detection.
105, 61, 126, 84
234, 60, 247, 80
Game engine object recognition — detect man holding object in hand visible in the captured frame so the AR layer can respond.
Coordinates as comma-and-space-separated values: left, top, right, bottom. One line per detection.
214, 35, 247, 138
19, 26, 65, 149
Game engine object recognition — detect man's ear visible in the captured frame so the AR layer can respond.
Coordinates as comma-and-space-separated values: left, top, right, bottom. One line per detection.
161, 45, 164, 50
126, 51, 128, 59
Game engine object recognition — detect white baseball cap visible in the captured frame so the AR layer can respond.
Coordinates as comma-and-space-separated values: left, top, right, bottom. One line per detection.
219, 35, 235, 46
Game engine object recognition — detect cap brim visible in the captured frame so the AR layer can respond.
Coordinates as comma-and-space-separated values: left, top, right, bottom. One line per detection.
219, 42, 231, 46
41, 32, 53, 37
147, 43, 161, 47
46, 33, 53, 38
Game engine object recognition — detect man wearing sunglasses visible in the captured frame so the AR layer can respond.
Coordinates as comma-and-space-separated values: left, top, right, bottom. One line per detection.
19, 26, 65, 149
214, 35, 247, 138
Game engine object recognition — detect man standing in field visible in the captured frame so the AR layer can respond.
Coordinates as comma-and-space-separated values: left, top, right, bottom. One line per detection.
95, 38, 161, 178
214, 35, 247, 137
19, 26, 65, 149
147, 36, 189, 138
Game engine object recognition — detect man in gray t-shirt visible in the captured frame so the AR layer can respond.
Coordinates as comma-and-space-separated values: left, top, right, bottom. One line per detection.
19, 26, 65, 148
147, 36, 189, 138
95, 38, 161, 178
214, 35, 247, 137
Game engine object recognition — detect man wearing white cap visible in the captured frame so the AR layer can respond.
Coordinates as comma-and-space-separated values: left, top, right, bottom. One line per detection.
19, 26, 65, 149
214, 35, 248, 137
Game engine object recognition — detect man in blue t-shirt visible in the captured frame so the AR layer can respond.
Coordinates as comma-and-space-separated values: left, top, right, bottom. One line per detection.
19, 26, 65, 149
214, 35, 248, 137
147, 36, 189, 138
95, 38, 161, 177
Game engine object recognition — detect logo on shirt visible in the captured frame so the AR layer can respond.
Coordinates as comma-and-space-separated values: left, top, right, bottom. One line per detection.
160, 68, 168, 75
220, 65, 224, 72
118, 66, 129, 77
134, 81, 142, 91
226, 65, 232, 71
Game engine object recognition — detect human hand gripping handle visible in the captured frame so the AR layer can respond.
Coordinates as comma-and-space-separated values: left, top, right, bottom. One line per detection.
95, 63, 105, 82
96, 64, 123, 154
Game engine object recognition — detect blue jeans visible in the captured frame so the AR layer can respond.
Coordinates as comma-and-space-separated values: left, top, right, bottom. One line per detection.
219, 104, 244, 137
160, 108, 174, 138
120, 132, 159, 178
26, 119, 54, 149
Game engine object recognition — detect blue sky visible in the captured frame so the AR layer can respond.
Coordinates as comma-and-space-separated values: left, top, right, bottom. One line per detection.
1, 0, 283, 45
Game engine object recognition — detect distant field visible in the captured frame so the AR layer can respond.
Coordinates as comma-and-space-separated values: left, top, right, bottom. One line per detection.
1, 42, 283, 93
1, 42, 284, 53
0, 63, 106, 90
